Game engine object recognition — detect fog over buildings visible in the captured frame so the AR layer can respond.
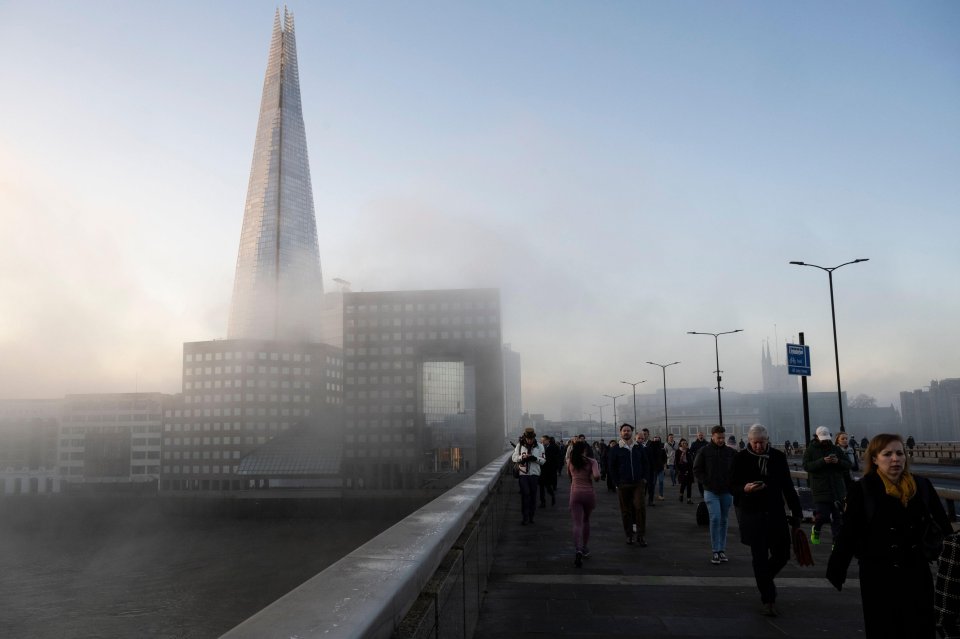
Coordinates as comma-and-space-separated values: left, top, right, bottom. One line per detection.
1, 2, 959, 424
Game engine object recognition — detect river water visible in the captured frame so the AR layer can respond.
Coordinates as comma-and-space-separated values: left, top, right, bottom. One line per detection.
0, 500, 399, 638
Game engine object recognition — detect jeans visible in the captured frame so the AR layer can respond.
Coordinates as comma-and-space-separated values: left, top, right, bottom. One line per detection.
669, 466, 677, 486
655, 470, 665, 497
704, 490, 733, 552
518, 475, 540, 522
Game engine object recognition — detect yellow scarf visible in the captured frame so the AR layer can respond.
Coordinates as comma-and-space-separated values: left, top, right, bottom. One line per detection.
878, 471, 917, 507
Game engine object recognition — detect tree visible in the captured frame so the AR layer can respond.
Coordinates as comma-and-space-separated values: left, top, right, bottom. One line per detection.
849, 394, 877, 409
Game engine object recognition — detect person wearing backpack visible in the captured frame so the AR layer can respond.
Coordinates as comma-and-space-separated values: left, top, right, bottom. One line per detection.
803, 426, 851, 547
826, 434, 953, 638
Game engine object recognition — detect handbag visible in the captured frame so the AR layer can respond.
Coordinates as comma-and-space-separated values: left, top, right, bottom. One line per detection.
512, 462, 521, 479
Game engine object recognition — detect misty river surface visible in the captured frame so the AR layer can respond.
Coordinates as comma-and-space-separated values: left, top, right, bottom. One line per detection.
0, 499, 398, 639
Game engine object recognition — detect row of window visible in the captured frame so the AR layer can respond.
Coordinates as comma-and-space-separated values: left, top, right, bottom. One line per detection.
347, 390, 416, 399
344, 434, 416, 443
62, 414, 160, 422
346, 331, 497, 343
347, 360, 414, 371
186, 366, 315, 376
185, 352, 320, 363
185, 379, 316, 390
58, 438, 161, 448
163, 450, 242, 460
162, 465, 238, 475
185, 393, 311, 403
346, 315, 497, 328
343, 448, 416, 458
346, 376, 414, 385
165, 422, 288, 433
164, 436, 271, 447
176, 406, 311, 417
345, 301, 496, 313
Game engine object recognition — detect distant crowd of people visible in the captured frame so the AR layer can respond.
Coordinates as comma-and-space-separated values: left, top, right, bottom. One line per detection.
511, 424, 959, 637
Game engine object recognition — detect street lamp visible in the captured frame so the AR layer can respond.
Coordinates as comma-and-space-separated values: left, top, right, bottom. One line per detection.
603, 393, 626, 441
789, 258, 869, 433
619, 381, 645, 431
591, 403, 607, 441
646, 361, 680, 437
687, 330, 743, 428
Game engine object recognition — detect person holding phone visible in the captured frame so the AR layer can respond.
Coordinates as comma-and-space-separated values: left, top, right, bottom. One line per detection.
731, 424, 804, 617
803, 426, 851, 546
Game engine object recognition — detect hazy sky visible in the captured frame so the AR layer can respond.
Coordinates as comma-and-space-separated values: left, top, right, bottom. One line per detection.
1, 1, 958, 419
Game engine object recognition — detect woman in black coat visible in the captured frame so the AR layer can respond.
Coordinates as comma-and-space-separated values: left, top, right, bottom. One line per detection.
827, 433, 953, 638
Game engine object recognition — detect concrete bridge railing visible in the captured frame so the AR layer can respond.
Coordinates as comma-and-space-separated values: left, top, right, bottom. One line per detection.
789, 469, 960, 521
221, 452, 512, 639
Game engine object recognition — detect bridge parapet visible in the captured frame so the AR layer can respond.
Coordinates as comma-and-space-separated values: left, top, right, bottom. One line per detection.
221, 453, 512, 639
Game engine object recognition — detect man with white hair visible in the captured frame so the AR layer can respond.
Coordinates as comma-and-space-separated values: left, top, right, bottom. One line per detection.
731, 424, 804, 617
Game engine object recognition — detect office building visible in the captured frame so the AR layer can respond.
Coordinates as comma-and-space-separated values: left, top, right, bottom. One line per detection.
341, 289, 504, 490
160, 339, 342, 492
0, 399, 61, 495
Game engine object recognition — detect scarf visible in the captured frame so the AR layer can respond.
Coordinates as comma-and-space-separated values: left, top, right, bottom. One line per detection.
679, 450, 688, 465
879, 470, 917, 508
746, 443, 770, 477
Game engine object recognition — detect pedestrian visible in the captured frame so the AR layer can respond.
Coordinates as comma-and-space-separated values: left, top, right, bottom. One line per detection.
604, 439, 618, 492
511, 427, 546, 525
731, 424, 804, 617
936, 530, 960, 639
690, 431, 708, 497
610, 423, 650, 547
802, 426, 850, 546
539, 435, 561, 507
835, 431, 860, 494
649, 435, 667, 503
665, 433, 679, 486
675, 438, 694, 503
567, 440, 600, 567
827, 433, 952, 638
693, 425, 736, 564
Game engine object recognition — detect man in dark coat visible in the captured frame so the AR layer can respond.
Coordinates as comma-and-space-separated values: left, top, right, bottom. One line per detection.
610, 423, 650, 547
539, 435, 561, 507
802, 426, 851, 546
689, 431, 708, 496
731, 424, 803, 617
693, 425, 737, 564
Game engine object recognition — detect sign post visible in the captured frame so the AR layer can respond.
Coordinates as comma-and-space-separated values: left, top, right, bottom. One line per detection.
787, 336, 812, 445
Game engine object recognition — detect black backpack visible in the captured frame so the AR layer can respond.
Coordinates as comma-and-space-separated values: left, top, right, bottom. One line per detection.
696, 501, 709, 526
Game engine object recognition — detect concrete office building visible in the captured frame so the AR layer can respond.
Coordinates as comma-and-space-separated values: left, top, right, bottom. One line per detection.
160, 339, 342, 492
341, 289, 504, 490
901, 378, 960, 442
59, 393, 166, 492
0, 399, 61, 495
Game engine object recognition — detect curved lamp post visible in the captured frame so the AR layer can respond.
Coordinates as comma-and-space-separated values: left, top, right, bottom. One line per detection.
602, 394, 625, 442
646, 361, 679, 437
789, 258, 869, 433
687, 330, 743, 429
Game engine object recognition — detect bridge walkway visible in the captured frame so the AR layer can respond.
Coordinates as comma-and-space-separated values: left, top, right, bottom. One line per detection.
475, 472, 865, 639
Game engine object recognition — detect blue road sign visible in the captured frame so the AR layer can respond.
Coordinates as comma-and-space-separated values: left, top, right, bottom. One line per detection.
786, 343, 811, 376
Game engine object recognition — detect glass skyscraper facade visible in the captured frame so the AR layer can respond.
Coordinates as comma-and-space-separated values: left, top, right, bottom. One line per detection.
228, 8, 324, 342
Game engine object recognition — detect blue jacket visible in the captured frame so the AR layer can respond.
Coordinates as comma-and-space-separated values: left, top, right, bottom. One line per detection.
610, 441, 649, 486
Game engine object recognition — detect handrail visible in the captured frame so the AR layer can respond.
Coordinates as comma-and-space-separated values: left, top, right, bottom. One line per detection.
221, 452, 512, 639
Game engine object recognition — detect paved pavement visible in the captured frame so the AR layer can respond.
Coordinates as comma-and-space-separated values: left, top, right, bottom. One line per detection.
475, 473, 867, 638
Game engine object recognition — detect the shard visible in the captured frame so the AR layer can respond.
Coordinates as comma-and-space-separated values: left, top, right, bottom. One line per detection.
227, 7, 324, 341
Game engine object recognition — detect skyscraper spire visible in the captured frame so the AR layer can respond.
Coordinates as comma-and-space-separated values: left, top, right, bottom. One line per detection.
228, 7, 324, 341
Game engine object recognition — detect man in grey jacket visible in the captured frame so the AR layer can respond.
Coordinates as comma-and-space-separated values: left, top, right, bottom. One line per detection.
693, 425, 737, 565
